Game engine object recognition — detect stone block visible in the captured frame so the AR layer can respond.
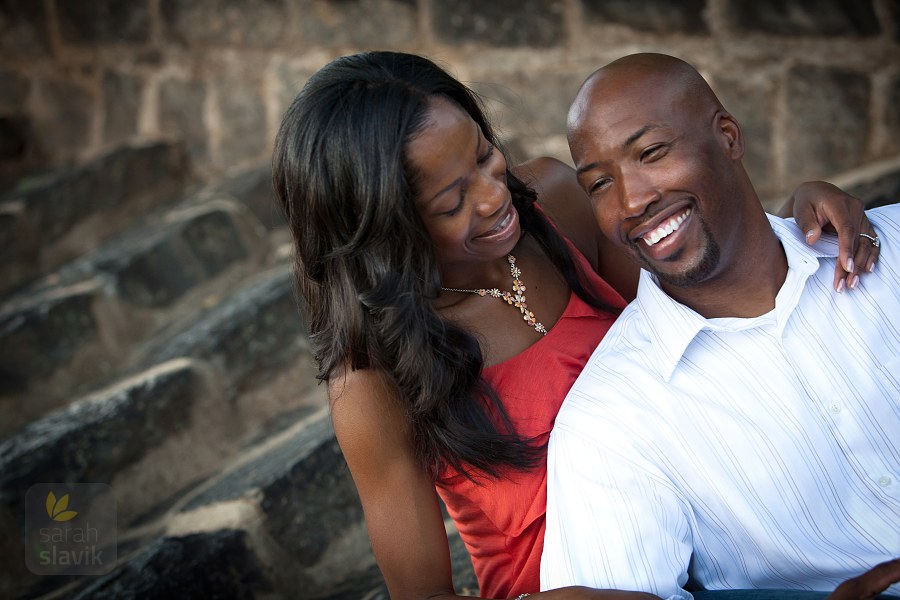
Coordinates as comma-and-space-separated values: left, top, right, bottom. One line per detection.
102, 72, 142, 144
711, 75, 776, 195
139, 264, 306, 385
31, 78, 94, 157
272, 60, 317, 122
215, 164, 284, 229
0, 201, 24, 265
890, 0, 900, 43
727, 0, 880, 36
23, 167, 97, 242
0, 281, 100, 396
174, 407, 478, 597
158, 77, 208, 162
176, 409, 382, 597
843, 162, 900, 209
161, 0, 287, 47
784, 65, 870, 182
0, 141, 191, 295
0, 69, 29, 113
0, 359, 200, 515
0, 0, 50, 56
886, 73, 900, 156
294, 0, 417, 48
0, 116, 28, 160
257, 415, 359, 566
471, 69, 586, 139
583, 0, 707, 34
213, 70, 267, 167
0, 200, 262, 416
56, 0, 150, 44
67, 529, 272, 599
92, 206, 251, 308
431, 0, 565, 47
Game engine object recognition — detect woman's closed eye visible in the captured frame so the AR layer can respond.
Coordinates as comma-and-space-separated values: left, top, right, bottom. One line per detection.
442, 194, 465, 217
478, 143, 495, 165
441, 143, 496, 216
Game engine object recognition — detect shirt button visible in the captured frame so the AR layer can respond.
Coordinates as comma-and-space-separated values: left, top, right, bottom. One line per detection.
828, 402, 842, 414
878, 476, 892, 487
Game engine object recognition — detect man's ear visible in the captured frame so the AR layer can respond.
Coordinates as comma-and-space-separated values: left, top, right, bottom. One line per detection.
715, 110, 744, 161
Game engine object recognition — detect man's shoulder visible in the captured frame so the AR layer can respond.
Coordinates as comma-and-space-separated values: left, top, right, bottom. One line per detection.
869, 202, 900, 237
561, 301, 657, 408
587, 299, 653, 366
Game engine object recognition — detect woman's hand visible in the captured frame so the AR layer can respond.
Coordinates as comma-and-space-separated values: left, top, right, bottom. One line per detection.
530, 587, 660, 599
826, 558, 900, 599
785, 181, 880, 292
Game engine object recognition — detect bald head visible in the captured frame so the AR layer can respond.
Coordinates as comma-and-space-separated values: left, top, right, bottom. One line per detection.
568, 53, 723, 160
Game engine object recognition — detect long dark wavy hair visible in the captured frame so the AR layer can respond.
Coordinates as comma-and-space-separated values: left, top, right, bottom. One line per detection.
273, 51, 617, 480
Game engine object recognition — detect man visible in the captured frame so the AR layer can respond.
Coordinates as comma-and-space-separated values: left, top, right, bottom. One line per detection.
540, 53, 900, 599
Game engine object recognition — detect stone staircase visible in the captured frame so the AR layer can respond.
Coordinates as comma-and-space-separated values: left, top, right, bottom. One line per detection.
0, 141, 478, 599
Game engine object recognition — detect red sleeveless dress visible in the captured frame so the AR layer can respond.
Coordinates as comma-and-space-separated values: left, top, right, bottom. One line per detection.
435, 240, 625, 599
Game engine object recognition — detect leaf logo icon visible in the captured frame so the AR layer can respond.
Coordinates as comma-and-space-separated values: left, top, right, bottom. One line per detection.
45, 491, 78, 522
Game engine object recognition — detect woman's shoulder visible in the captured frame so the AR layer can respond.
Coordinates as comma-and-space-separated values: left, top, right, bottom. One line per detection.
512, 156, 640, 302
511, 156, 600, 268
329, 366, 412, 454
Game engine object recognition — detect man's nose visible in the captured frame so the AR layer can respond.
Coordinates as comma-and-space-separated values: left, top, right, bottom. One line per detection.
620, 169, 660, 216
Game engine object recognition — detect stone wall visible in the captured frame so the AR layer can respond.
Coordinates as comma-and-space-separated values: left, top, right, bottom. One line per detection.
1, 0, 898, 206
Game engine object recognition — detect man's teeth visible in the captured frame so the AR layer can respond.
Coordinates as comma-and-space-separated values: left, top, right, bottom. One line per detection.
643, 208, 692, 246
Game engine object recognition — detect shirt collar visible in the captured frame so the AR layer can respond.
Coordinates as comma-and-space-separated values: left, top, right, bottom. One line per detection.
634, 214, 839, 382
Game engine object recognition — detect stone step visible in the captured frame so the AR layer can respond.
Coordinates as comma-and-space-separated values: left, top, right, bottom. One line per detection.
0, 358, 223, 597
132, 262, 305, 392
0, 197, 272, 435
82, 529, 272, 600
41, 408, 476, 599
0, 275, 324, 523
125, 262, 320, 446
0, 141, 193, 296
211, 163, 284, 231
0, 355, 326, 594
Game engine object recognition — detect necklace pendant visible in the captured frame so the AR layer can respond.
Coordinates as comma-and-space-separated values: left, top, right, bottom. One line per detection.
438, 253, 547, 336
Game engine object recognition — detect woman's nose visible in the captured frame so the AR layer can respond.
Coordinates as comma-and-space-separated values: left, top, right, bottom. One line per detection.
473, 175, 508, 216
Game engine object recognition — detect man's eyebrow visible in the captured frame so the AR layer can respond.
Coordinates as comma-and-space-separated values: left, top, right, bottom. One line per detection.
575, 162, 598, 177
575, 124, 661, 177
624, 124, 659, 150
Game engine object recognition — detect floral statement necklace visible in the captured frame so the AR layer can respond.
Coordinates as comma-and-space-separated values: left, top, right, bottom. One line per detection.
441, 254, 547, 335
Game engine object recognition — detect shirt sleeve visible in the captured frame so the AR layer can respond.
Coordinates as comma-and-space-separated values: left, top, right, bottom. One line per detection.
540, 420, 695, 600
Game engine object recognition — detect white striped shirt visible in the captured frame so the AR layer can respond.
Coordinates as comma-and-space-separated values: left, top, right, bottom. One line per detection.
541, 205, 900, 599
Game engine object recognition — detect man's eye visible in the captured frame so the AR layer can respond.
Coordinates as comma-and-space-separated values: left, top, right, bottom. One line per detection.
641, 144, 667, 161
590, 178, 612, 195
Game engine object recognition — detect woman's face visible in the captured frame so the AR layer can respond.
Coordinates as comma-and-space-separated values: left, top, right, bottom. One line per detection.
408, 96, 520, 281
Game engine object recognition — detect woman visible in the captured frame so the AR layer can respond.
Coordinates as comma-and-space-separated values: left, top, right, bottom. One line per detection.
272, 51, 878, 600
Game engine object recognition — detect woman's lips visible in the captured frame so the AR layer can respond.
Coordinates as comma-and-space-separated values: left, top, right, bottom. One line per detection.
476, 204, 517, 240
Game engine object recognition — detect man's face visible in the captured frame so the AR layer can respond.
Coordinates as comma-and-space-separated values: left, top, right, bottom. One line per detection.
569, 70, 743, 289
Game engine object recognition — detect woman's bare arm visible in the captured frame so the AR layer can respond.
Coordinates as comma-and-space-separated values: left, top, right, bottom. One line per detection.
329, 367, 457, 599
330, 367, 659, 600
